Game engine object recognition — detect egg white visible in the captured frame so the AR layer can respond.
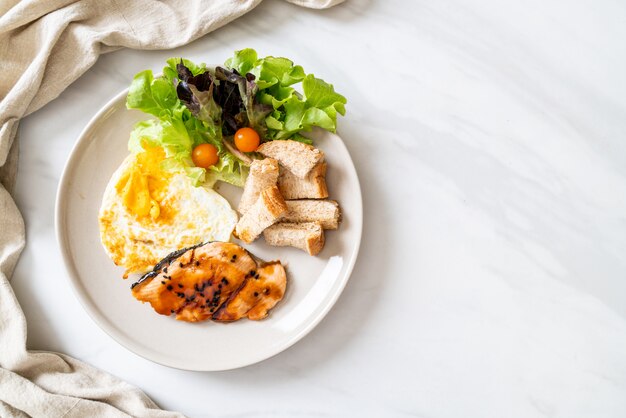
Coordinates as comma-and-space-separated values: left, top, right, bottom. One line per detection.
99, 155, 238, 275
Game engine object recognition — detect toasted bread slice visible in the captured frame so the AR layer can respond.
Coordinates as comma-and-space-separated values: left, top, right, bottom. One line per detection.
278, 162, 328, 200
235, 186, 287, 244
281, 200, 341, 230
263, 222, 325, 256
238, 158, 279, 214
257, 140, 324, 178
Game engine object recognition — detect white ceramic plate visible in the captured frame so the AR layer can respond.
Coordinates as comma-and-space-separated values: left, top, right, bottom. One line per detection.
55, 88, 362, 371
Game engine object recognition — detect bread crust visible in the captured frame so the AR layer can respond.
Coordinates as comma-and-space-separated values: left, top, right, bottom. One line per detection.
263, 222, 325, 255
238, 158, 279, 214
257, 140, 324, 178
278, 162, 328, 200
235, 186, 287, 243
281, 200, 341, 230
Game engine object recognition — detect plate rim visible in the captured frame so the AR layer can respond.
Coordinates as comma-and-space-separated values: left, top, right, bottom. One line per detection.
55, 87, 363, 371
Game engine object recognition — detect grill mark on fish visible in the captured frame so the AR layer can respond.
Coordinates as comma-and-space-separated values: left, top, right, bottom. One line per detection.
131, 242, 205, 289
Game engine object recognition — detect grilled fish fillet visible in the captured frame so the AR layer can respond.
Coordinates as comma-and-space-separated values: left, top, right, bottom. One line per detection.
131, 242, 286, 322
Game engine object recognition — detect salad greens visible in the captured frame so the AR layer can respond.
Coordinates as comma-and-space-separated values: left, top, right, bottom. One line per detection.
126, 48, 347, 187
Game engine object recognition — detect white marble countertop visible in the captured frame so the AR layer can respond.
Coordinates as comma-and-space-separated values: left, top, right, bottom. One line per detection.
12, 0, 626, 416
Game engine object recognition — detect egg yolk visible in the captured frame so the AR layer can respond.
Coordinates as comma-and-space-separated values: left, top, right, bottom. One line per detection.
115, 146, 172, 221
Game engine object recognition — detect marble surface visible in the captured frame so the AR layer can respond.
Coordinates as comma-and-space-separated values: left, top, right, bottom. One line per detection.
11, 0, 626, 416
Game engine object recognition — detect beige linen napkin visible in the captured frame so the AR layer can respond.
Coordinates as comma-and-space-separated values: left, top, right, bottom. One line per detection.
0, 0, 343, 416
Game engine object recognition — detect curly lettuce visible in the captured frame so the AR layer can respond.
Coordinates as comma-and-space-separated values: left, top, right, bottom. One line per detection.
125, 50, 346, 188
126, 67, 247, 187
224, 48, 347, 142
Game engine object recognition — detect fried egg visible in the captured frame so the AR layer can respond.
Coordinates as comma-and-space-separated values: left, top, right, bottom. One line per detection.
99, 146, 238, 276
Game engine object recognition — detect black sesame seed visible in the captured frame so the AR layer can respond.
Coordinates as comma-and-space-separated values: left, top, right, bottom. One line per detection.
221, 278, 229, 285
255, 273, 260, 279
218, 283, 222, 289
249, 270, 256, 277
177, 292, 185, 298
164, 267, 168, 273
265, 288, 270, 294
195, 261, 200, 267
210, 308, 215, 312
178, 284, 183, 289
170, 309, 175, 314
179, 262, 183, 268
161, 281, 166, 285
254, 292, 259, 297
167, 285, 173, 291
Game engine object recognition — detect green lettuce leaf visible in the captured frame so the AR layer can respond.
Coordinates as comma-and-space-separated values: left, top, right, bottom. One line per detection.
126, 70, 180, 118
224, 48, 258, 75
223, 48, 347, 142
251, 56, 305, 89
128, 119, 162, 153
205, 152, 249, 188
302, 74, 347, 120
271, 76, 345, 138
128, 118, 193, 157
